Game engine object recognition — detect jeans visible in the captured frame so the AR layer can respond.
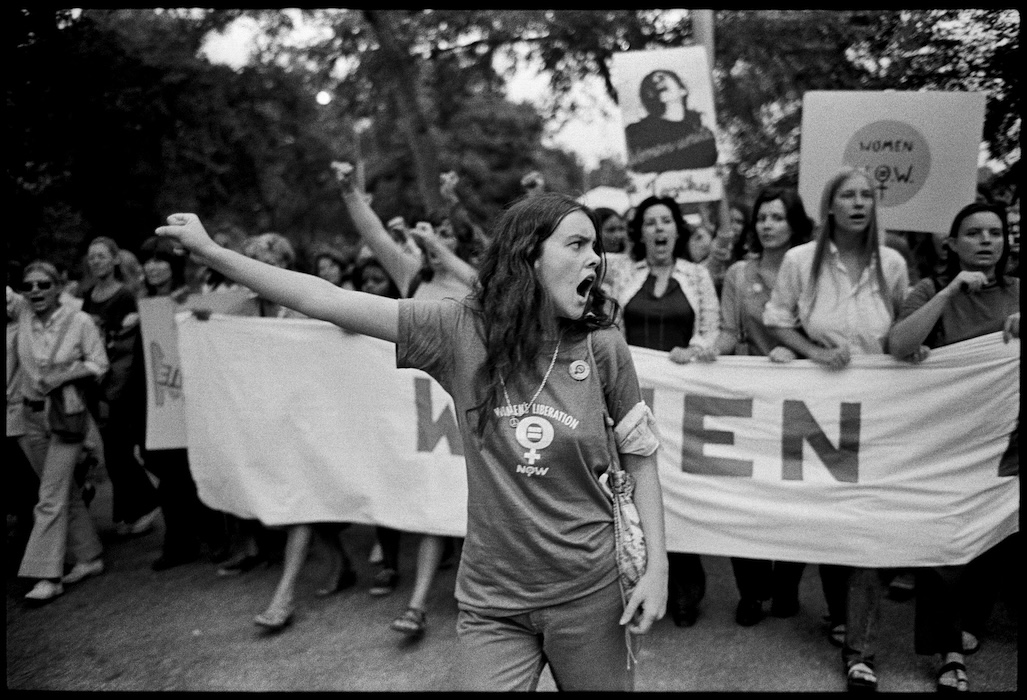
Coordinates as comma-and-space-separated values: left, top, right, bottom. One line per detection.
451, 577, 632, 691
842, 567, 889, 669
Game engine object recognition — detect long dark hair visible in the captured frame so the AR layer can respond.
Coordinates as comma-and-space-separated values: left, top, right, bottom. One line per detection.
739, 186, 813, 259
471, 193, 618, 436
939, 202, 1011, 287
628, 196, 694, 262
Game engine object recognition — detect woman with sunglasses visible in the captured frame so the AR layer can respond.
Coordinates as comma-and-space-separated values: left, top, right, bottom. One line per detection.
11, 261, 109, 602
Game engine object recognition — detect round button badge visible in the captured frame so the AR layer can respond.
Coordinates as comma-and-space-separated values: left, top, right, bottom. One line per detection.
569, 360, 590, 381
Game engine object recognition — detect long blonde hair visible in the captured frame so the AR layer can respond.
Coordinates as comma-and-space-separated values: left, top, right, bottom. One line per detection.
810, 167, 896, 314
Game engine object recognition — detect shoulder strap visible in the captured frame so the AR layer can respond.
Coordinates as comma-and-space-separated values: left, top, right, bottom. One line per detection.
587, 331, 623, 473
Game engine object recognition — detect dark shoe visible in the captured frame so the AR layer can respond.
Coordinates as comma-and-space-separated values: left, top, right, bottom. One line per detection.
770, 597, 800, 618
217, 553, 264, 577
670, 601, 699, 628
735, 598, 765, 627
846, 662, 878, 692
315, 568, 357, 597
254, 605, 294, 632
936, 660, 969, 693
152, 549, 199, 571
369, 567, 398, 596
390, 607, 426, 637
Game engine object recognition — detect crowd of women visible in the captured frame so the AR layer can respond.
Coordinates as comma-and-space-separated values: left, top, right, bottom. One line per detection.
7, 160, 1019, 692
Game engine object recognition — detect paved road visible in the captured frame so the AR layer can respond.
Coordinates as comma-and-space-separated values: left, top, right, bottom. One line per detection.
6, 478, 1019, 692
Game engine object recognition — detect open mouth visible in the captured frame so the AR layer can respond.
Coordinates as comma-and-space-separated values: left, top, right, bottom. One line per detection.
576, 274, 596, 299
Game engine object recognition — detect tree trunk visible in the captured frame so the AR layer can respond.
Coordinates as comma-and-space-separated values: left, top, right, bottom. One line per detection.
363, 11, 443, 214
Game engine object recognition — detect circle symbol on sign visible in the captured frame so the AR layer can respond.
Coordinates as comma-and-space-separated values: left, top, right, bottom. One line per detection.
842, 120, 931, 208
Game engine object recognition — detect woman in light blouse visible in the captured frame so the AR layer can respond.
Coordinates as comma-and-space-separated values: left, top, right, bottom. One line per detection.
762, 167, 909, 692
13, 260, 109, 602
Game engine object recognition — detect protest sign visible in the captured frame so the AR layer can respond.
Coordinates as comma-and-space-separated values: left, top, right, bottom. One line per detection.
177, 314, 1018, 567
138, 289, 258, 450
611, 46, 723, 204
799, 91, 985, 235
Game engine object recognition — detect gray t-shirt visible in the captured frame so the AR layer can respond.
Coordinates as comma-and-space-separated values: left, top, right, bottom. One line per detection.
397, 298, 644, 614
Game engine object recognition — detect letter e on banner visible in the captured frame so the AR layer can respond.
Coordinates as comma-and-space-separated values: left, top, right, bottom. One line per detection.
682, 394, 754, 476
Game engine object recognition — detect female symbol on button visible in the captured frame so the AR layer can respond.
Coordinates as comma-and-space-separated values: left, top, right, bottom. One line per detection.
569, 360, 590, 381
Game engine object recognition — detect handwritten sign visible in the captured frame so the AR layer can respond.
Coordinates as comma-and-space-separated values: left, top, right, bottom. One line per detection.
611, 46, 723, 204
799, 91, 985, 234
138, 289, 258, 450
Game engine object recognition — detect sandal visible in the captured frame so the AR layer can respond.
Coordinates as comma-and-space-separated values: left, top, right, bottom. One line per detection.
936, 660, 969, 693
390, 607, 427, 637
846, 662, 878, 692
254, 605, 294, 632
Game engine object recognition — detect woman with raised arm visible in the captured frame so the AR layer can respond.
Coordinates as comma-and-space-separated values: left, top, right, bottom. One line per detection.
334, 161, 475, 638
887, 201, 1018, 693
762, 167, 909, 692
156, 189, 667, 691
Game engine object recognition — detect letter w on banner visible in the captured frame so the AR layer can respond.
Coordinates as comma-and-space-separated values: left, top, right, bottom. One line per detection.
177, 315, 1018, 567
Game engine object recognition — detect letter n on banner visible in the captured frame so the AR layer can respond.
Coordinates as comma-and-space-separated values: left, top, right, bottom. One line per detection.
782, 401, 861, 482
414, 377, 463, 455
682, 394, 753, 476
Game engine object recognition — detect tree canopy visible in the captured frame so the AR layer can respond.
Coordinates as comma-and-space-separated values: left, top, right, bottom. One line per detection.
8, 9, 1019, 275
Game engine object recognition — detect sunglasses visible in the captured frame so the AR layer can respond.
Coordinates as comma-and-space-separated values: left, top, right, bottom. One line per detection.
20, 280, 54, 292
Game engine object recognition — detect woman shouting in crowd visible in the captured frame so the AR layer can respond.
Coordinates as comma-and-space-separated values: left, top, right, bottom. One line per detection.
156, 190, 667, 691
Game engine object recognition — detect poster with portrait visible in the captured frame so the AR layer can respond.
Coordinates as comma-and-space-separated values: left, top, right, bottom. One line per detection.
611, 46, 722, 204
798, 91, 985, 235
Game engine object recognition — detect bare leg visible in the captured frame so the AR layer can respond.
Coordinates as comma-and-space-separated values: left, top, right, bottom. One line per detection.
261, 524, 311, 616
407, 534, 445, 612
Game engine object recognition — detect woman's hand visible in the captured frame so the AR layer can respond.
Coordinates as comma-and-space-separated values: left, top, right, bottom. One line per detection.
768, 346, 797, 363
903, 345, 932, 364
409, 221, 441, 254
1004, 312, 1020, 342
439, 170, 460, 204
155, 214, 218, 265
331, 160, 356, 194
669, 346, 702, 364
620, 567, 667, 635
810, 345, 851, 371
693, 346, 720, 363
945, 270, 989, 296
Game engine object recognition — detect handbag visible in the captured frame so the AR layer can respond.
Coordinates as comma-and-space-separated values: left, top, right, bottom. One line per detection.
586, 334, 648, 607
47, 381, 90, 443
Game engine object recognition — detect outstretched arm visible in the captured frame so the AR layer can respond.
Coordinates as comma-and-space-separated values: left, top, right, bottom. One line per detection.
155, 214, 398, 343
410, 222, 478, 289
333, 162, 422, 296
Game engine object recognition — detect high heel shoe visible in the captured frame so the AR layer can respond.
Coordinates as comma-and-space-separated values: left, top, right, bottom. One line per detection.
315, 568, 357, 597
254, 605, 294, 632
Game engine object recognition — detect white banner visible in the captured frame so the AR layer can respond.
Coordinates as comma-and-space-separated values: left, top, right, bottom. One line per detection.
138, 291, 259, 450
177, 314, 1019, 567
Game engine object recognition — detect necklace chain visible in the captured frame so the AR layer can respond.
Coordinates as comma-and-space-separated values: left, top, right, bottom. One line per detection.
500, 336, 562, 429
